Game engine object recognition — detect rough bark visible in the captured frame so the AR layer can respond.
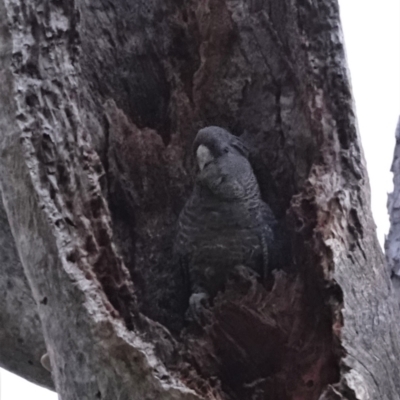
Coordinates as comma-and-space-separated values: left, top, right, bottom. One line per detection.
0, 2, 52, 388
0, 0, 399, 399
0, 197, 53, 389
386, 116, 400, 295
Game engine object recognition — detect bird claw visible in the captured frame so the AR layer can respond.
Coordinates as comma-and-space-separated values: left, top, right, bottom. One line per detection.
187, 292, 210, 325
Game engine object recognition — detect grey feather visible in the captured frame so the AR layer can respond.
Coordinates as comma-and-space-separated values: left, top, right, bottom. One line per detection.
174, 127, 275, 318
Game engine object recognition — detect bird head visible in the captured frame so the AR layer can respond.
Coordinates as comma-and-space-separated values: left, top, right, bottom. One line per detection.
193, 126, 249, 170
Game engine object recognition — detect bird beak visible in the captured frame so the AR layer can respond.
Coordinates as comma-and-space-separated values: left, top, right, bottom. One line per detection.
196, 145, 214, 170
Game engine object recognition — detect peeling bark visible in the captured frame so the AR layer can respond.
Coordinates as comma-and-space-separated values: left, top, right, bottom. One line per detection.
0, 0, 399, 399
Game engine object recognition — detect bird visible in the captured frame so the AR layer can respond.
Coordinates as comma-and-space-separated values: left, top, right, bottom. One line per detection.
174, 126, 275, 322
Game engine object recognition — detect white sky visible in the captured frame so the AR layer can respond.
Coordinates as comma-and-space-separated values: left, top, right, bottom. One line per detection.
0, 369, 56, 400
0, 0, 399, 398
339, 0, 400, 245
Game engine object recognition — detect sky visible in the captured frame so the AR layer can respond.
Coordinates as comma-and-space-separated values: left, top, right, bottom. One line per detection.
0, 0, 399, 398
339, 0, 400, 245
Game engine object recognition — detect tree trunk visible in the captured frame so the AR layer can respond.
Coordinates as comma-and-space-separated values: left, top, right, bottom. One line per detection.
0, 196, 53, 389
0, 0, 399, 399
386, 116, 400, 297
